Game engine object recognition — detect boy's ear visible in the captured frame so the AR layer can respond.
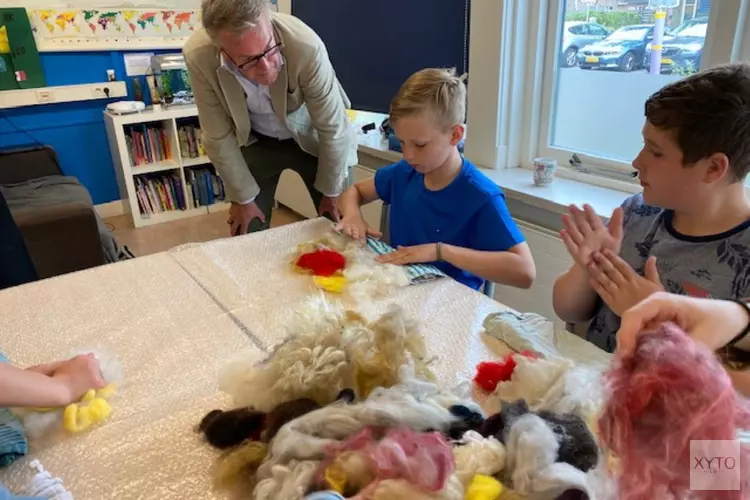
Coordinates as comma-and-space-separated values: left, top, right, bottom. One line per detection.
450, 124, 465, 146
704, 152, 730, 183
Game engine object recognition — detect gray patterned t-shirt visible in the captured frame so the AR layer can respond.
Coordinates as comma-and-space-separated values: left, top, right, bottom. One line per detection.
586, 193, 750, 352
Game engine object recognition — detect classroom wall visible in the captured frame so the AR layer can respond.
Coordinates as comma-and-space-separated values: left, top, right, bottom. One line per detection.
0, 50, 175, 205
0, 1, 289, 208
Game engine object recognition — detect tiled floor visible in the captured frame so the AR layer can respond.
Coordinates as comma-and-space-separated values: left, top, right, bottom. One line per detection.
106, 206, 304, 257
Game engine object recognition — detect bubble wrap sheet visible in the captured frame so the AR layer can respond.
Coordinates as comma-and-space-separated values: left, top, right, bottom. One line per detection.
0, 253, 265, 499
168, 218, 516, 389
0, 217, 577, 499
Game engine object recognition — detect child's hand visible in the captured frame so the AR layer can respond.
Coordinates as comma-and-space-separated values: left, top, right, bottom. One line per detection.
560, 204, 624, 270
589, 250, 663, 316
335, 215, 382, 241
51, 354, 106, 405
25, 361, 65, 376
616, 293, 748, 356
377, 244, 437, 266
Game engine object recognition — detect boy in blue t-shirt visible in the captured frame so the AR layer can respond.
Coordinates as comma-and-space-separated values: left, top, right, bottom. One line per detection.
338, 68, 535, 291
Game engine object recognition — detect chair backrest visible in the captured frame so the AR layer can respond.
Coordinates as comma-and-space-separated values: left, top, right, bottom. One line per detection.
0, 188, 38, 290
378, 203, 495, 298
379, 203, 391, 245
0, 144, 63, 185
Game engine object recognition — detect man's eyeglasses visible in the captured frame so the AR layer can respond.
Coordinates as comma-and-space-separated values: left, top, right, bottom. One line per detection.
235, 41, 283, 71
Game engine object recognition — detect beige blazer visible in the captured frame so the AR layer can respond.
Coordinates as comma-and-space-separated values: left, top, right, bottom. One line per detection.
183, 13, 359, 203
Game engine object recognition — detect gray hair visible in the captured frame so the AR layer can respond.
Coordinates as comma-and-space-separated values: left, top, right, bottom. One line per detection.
201, 0, 270, 40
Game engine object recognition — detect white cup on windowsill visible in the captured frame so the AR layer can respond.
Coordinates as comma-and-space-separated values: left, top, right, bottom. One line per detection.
533, 157, 557, 186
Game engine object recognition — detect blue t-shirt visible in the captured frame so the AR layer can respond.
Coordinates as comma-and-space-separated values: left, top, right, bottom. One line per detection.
374, 158, 525, 290
586, 193, 750, 352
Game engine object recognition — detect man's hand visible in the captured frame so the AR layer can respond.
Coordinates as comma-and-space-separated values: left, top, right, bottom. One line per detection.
589, 250, 663, 316
319, 195, 342, 222
560, 204, 624, 270
228, 202, 266, 236
335, 214, 382, 241
377, 244, 438, 266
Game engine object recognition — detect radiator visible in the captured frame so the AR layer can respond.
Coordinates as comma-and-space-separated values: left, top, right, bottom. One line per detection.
492, 218, 573, 331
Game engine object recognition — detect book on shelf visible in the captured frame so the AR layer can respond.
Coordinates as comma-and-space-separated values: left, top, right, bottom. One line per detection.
135, 173, 186, 217
185, 168, 226, 209
178, 123, 206, 159
126, 124, 172, 166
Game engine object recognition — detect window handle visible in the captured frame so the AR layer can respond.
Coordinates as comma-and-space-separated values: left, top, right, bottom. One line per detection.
568, 153, 638, 180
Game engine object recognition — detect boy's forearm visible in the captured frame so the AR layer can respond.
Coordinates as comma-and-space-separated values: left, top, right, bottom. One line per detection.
0, 364, 71, 408
553, 264, 599, 323
339, 186, 364, 219
441, 244, 535, 289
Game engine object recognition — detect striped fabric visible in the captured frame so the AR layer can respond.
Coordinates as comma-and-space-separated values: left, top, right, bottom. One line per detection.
0, 353, 28, 469
366, 238, 446, 284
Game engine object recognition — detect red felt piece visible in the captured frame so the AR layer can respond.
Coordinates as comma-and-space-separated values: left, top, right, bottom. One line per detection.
296, 249, 347, 277
473, 350, 539, 392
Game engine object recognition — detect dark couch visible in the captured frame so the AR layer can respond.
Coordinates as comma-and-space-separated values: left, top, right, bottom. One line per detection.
0, 145, 107, 280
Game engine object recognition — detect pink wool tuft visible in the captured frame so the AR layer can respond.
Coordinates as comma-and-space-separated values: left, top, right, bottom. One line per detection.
319, 427, 455, 495
598, 322, 750, 500
369, 428, 454, 492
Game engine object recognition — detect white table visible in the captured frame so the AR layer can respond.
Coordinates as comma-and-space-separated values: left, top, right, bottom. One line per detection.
0, 219, 513, 499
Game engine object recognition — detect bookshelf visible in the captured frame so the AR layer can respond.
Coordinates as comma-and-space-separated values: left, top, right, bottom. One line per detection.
104, 105, 230, 228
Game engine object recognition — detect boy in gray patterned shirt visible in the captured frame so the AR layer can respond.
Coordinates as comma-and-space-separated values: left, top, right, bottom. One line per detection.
553, 63, 750, 353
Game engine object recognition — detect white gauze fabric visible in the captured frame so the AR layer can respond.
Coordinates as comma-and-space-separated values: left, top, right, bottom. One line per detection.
487, 355, 604, 420
295, 230, 410, 304
504, 413, 613, 499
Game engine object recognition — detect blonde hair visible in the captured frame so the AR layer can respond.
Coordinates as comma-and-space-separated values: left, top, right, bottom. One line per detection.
389, 68, 467, 132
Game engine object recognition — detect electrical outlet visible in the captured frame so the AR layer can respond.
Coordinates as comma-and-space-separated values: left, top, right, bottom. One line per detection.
36, 90, 54, 103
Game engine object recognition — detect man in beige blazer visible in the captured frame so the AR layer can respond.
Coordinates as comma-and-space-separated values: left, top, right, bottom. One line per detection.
184, 0, 358, 235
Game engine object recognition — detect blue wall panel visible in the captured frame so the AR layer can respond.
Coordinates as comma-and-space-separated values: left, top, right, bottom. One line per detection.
0, 50, 174, 205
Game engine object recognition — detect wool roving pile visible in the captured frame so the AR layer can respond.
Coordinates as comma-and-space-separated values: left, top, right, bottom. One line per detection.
291, 230, 409, 301
199, 297, 623, 500
598, 322, 750, 500
218, 295, 436, 412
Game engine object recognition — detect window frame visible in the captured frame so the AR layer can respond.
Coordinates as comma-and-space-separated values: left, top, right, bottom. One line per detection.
464, 0, 750, 192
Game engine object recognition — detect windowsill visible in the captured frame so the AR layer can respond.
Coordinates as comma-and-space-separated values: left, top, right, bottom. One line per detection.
479, 166, 631, 220
351, 109, 633, 220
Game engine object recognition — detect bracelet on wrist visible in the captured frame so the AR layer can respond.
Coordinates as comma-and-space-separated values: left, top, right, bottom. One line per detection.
436, 242, 443, 262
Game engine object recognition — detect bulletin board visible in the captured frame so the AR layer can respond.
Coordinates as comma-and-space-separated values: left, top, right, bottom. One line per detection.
2, 0, 278, 52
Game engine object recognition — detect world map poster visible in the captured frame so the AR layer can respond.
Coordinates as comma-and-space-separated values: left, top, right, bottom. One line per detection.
27, 9, 204, 50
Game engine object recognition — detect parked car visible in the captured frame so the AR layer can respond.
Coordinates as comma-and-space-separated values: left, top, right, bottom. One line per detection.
644, 17, 707, 74
578, 24, 657, 71
560, 21, 610, 67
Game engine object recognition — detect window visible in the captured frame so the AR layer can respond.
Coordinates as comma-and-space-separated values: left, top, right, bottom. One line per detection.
527, 0, 749, 187
568, 24, 584, 35
540, 0, 718, 181
588, 24, 608, 37
462, 0, 748, 181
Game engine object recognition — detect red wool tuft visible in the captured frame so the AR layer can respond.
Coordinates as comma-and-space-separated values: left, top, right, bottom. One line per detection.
473, 350, 538, 392
598, 322, 750, 500
296, 249, 347, 277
